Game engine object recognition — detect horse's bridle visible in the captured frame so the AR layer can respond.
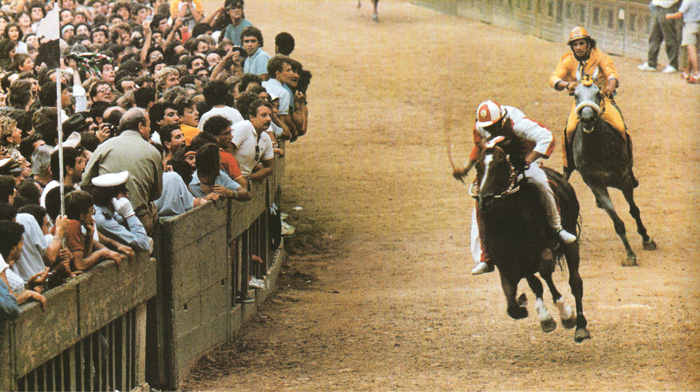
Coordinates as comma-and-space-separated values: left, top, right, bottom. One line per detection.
469, 144, 520, 199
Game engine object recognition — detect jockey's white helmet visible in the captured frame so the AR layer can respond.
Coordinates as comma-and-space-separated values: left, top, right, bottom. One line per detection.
475, 100, 506, 128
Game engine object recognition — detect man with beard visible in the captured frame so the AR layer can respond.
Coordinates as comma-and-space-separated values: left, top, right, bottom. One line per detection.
548, 26, 629, 178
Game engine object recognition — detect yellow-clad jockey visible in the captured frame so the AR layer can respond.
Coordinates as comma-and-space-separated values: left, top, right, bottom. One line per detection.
549, 26, 630, 175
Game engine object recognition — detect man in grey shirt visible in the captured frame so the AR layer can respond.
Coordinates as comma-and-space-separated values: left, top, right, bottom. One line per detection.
81, 108, 163, 234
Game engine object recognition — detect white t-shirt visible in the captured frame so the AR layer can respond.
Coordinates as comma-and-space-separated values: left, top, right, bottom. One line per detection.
231, 120, 275, 177
198, 106, 244, 130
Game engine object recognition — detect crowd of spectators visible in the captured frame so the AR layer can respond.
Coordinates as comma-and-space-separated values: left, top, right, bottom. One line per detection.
0, 0, 310, 320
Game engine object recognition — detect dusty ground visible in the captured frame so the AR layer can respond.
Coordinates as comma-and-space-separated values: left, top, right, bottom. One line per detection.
183, 1, 700, 390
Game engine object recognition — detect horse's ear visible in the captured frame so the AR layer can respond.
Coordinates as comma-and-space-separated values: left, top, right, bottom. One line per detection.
484, 136, 505, 149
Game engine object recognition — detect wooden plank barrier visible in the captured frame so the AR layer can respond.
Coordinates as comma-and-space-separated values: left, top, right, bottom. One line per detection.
150, 154, 286, 389
1, 154, 285, 391
0, 254, 155, 391
413, 0, 655, 62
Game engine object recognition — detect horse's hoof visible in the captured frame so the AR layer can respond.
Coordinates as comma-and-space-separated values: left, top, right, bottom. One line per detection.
561, 315, 577, 330
540, 317, 557, 333
508, 306, 528, 320
574, 328, 591, 343
643, 239, 657, 251
622, 255, 637, 267
517, 293, 527, 307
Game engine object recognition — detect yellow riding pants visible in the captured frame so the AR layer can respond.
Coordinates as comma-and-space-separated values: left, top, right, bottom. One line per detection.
562, 97, 629, 170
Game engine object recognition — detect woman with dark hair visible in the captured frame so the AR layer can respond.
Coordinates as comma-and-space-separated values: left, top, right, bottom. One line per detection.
3, 23, 27, 54
0, 39, 17, 71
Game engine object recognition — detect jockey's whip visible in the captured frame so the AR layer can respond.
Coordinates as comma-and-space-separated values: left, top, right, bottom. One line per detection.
444, 106, 465, 184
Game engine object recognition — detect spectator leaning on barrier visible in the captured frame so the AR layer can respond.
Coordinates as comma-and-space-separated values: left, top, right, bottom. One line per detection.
90, 171, 150, 254
201, 114, 246, 188
0, 219, 47, 312
231, 98, 275, 182
63, 190, 125, 272
189, 143, 250, 201
263, 55, 297, 140
639, 1, 682, 73
666, 0, 700, 83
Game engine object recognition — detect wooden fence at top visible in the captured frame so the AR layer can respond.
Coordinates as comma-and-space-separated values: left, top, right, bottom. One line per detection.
414, 0, 659, 61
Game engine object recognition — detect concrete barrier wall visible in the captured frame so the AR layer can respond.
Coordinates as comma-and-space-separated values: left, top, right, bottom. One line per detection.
0, 253, 156, 391
2, 153, 286, 391
150, 155, 286, 389
414, 0, 655, 61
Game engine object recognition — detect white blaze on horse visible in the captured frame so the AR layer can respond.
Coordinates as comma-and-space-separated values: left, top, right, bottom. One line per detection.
473, 137, 590, 342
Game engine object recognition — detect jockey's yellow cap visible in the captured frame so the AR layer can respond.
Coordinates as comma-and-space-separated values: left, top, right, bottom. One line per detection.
568, 26, 590, 43
475, 100, 506, 128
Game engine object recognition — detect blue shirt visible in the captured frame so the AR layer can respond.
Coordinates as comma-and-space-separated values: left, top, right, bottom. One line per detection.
94, 204, 150, 252
224, 19, 253, 46
189, 169, 241, 198
155, 172, 194, 217
0, 280, 19, 321
243, 48, 271, 76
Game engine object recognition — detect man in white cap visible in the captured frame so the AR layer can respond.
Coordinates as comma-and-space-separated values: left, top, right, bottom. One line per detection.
452, 100, 577, 275
91, 171, 150, 254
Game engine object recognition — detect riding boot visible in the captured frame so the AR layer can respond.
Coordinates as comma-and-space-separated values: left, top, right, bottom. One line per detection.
538, 179, 577, 245
562, 128, 576, 178
473, 204, 495, 275
627, 135, 639, 188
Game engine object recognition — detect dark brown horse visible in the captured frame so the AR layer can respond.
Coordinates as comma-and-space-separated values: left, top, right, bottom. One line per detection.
474, 137, 590, 342
570, 80, 656, 266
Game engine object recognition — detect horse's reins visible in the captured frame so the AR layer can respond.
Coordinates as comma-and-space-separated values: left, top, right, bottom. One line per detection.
469, 143, 520, 199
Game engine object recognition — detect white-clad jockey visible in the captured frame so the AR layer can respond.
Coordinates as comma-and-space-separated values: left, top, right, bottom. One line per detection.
453, 100, 577, 275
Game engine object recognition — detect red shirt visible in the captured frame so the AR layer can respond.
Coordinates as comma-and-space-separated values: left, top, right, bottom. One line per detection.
64, 219, 86, 254
220, 150, 243, 180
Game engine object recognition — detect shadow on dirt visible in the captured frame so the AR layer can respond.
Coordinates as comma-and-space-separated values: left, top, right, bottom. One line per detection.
182, 197, 343, 388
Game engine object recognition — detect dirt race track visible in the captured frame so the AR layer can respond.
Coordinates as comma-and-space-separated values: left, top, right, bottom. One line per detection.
183, 1, 700, 390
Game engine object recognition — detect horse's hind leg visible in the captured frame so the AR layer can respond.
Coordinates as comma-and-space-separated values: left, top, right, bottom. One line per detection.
585, 181, 637, 266
526, 275, 556, 332
621, 186, 657, 251
500, 273, 527, 319
564, 242, 591, 342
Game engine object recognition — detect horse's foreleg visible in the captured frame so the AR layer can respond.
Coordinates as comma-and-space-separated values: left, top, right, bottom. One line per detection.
540, 266, 575, 329
564, 242, 590, 342
526, 275, 556, 332
621, 186, 657, 251
500, 273, 527, 319
586, 182, 637, 266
